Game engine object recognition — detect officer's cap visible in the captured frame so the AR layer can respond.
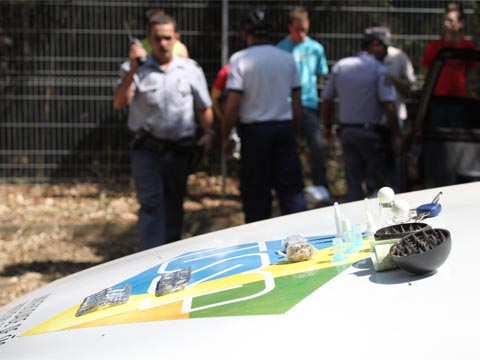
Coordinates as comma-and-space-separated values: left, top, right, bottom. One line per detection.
363, 26, 392, 47
242, 6, 270, 37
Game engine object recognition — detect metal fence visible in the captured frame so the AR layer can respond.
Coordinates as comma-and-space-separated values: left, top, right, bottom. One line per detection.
0, 0, 478, 183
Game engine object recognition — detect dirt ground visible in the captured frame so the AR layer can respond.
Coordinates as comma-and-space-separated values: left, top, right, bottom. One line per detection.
0, 173, 241, 306
0, 145, 346, 307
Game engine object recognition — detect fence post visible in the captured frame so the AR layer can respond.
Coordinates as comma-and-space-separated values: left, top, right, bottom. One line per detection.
220, 0, 229, 201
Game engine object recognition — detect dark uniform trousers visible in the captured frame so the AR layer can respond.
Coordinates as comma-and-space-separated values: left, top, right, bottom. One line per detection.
238, 121, 307, 223
131, 141, 193, 250
340, 127, 397, 201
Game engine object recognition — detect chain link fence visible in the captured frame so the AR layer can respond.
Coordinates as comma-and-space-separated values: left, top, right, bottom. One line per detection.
0, 0, 478, 183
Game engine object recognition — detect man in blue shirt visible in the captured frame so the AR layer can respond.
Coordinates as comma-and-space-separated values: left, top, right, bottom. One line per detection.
277, 6, 330, 203
322, 30, 403, 201
113, 12, 214, 250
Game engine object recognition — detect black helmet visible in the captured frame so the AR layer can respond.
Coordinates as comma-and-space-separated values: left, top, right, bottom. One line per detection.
242, 6, 270, 37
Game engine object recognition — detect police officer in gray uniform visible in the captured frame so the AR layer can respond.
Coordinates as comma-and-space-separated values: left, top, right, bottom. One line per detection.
113, 12, 214, 250
322, 30, 404, 201
222, 7, 307, 223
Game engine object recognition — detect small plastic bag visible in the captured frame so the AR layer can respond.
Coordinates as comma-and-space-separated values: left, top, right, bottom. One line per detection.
76, 284, 131, 317
286, 242, 316, 262
282, 234, 306, 250
283, 235, 315, 262
155, 267, 192, 296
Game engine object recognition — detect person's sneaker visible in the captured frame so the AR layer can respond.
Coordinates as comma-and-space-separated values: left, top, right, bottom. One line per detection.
317, 185, 331, 201
305, 185, 331, 203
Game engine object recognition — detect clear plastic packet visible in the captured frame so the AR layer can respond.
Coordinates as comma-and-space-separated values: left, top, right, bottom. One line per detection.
286, 242, 316, 262
282, 235, 315, 262
282, 234, 306, 251
76, 284, 131, 317
155, 267, 192, 296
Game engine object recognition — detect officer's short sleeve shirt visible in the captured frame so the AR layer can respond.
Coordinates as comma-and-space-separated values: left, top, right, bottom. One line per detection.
115, 56, 211, 141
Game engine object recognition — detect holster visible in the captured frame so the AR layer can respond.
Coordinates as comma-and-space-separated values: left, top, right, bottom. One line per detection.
131, 131, 203, 174
129, 128, 148, 150
141, 135, 170, 155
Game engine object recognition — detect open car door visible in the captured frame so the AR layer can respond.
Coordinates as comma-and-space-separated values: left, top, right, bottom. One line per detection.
407, 48, 480, 188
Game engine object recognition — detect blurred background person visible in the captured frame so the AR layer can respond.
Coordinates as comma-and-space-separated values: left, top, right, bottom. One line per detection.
211, 62, 241, 160
277, 6, 331, 204
223, 7, 307, 223
364, 25, 416, 194
322, 30, 403, 201
364, 25, 416, 129
421, 1, 475, 96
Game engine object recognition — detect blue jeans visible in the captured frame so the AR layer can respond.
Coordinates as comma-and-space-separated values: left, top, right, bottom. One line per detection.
131, 144, 192, 250
301, 107, 327, 186
238, 121, 307, 223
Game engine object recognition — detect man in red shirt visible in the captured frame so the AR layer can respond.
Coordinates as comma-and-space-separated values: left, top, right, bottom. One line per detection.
211, 63, 242, 160
421, 2, 475, 97
211, 64, 230, 123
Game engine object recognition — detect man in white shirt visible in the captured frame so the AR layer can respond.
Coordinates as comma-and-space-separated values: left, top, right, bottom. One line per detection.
222, 7, 307, 223
365, 26, 416, 126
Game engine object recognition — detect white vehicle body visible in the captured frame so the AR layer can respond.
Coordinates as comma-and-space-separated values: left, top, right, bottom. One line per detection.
0, 182, 479, 359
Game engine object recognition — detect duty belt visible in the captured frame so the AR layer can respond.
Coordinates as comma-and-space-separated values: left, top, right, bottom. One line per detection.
339, 122, 387, 131
132, 131, 195, 153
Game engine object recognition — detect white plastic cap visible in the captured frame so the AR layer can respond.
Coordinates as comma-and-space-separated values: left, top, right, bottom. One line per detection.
378, 187, 395, 204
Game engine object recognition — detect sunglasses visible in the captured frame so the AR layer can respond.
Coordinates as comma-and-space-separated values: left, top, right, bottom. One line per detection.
153, 35, 173, 42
